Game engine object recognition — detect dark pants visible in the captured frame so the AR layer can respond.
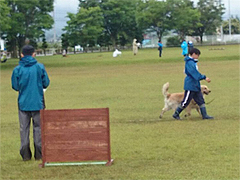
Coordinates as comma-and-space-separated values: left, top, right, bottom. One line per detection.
18, 110, 42, 160
181, 90, 205, 108
158, 47, 162, 57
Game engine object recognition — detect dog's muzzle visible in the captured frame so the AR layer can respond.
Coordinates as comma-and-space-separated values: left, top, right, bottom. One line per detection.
204, 90, 211, 95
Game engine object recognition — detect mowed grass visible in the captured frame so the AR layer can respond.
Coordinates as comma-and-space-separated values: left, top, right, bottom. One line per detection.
0, 45, 239, 179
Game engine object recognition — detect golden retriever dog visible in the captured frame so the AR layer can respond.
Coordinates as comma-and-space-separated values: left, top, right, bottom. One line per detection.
159, 82, 211, 119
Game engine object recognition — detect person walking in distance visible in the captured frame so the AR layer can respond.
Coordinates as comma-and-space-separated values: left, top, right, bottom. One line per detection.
132, 39, 138, 55
188, 41, 194, 54
158, 40, 163, 57
181, 39, 188, 57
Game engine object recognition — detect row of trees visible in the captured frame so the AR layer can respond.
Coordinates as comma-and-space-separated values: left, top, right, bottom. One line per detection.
222, 17, 240, 34
0, 0, 239, 57
0, 0, 54, 58
62, 0, 226, 50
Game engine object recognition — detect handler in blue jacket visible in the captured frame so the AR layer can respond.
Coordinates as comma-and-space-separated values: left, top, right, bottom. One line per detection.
11, 45, 50, 161
172, 48, 213, 120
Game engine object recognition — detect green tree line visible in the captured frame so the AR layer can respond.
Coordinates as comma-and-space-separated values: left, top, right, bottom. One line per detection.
0, 0, 54, 58
62, 0, 226, 50
1, 0, 239, 58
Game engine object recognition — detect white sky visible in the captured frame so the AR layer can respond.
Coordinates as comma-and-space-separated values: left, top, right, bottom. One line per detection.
220, 0, 240, 19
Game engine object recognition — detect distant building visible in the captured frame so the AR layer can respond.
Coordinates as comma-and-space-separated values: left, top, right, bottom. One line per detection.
0, 38, 5, 50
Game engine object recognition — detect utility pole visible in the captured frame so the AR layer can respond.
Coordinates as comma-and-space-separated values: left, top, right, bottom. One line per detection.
219, 0, 223, 42
228, 0, 231, 40
53, 0, 56, 43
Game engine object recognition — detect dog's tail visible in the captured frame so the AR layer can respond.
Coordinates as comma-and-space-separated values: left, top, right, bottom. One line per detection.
162, 82, 170, 98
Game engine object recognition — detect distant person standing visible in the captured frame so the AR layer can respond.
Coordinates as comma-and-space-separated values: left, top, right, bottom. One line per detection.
188, 41, 194, 54
158, 40, 163, 57
62, 49, 67, 57
11, 45, 50, 161
132, 39, 138, 55
181, 39, 188, 57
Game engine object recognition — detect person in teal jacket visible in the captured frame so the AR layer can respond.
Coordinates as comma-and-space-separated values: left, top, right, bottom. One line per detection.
181, 39, 188, 57
11, 45, 50, 161
158, 40, 163, 57
172, 48, 213, 120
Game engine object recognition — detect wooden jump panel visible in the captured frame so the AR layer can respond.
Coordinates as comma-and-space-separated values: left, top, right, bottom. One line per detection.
40, 108, 113, 167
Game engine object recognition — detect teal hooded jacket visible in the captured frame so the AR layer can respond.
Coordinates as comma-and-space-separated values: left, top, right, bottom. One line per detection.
184, 56, 206, 91
181, 40, 188, 56
11, 56, 50, 111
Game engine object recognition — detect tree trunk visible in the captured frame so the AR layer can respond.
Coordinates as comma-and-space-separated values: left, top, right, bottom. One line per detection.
17, 36, 25, 58
157, 30, 162, 41
200, 35, 203, 44
12, 46, 18, 58
11, 38, 18, 58
111, 37, 116, 48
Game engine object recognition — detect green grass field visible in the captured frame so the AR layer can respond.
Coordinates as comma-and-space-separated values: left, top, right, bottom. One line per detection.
1, 45, 239, 179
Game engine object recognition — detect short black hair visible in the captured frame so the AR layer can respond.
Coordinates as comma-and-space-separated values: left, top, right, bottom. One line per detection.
22, 45, 35, 56
189, 48, 201, 56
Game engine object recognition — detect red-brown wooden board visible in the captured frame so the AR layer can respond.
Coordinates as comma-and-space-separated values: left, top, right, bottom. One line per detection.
40, 108, 113, 167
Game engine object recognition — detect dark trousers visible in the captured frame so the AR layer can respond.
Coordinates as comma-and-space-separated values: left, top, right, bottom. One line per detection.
18, 110, 42, 160
181, 90, 205, 108
158, 48, 162, 57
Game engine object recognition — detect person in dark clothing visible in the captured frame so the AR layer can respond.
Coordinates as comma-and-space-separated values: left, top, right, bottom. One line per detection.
172, 48, 213, 120
11, 45, 50, 161
158, 40, 163, 57
188, 41, 194, 55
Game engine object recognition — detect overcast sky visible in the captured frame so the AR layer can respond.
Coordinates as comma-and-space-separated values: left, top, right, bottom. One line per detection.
51, 0, 240, 37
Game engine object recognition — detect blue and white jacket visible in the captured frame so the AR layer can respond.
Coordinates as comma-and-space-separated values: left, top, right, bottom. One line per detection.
181, 41, 188, 56
11, 56, 50, 111
158, 42, 163, 49
184, 56, 206, 91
